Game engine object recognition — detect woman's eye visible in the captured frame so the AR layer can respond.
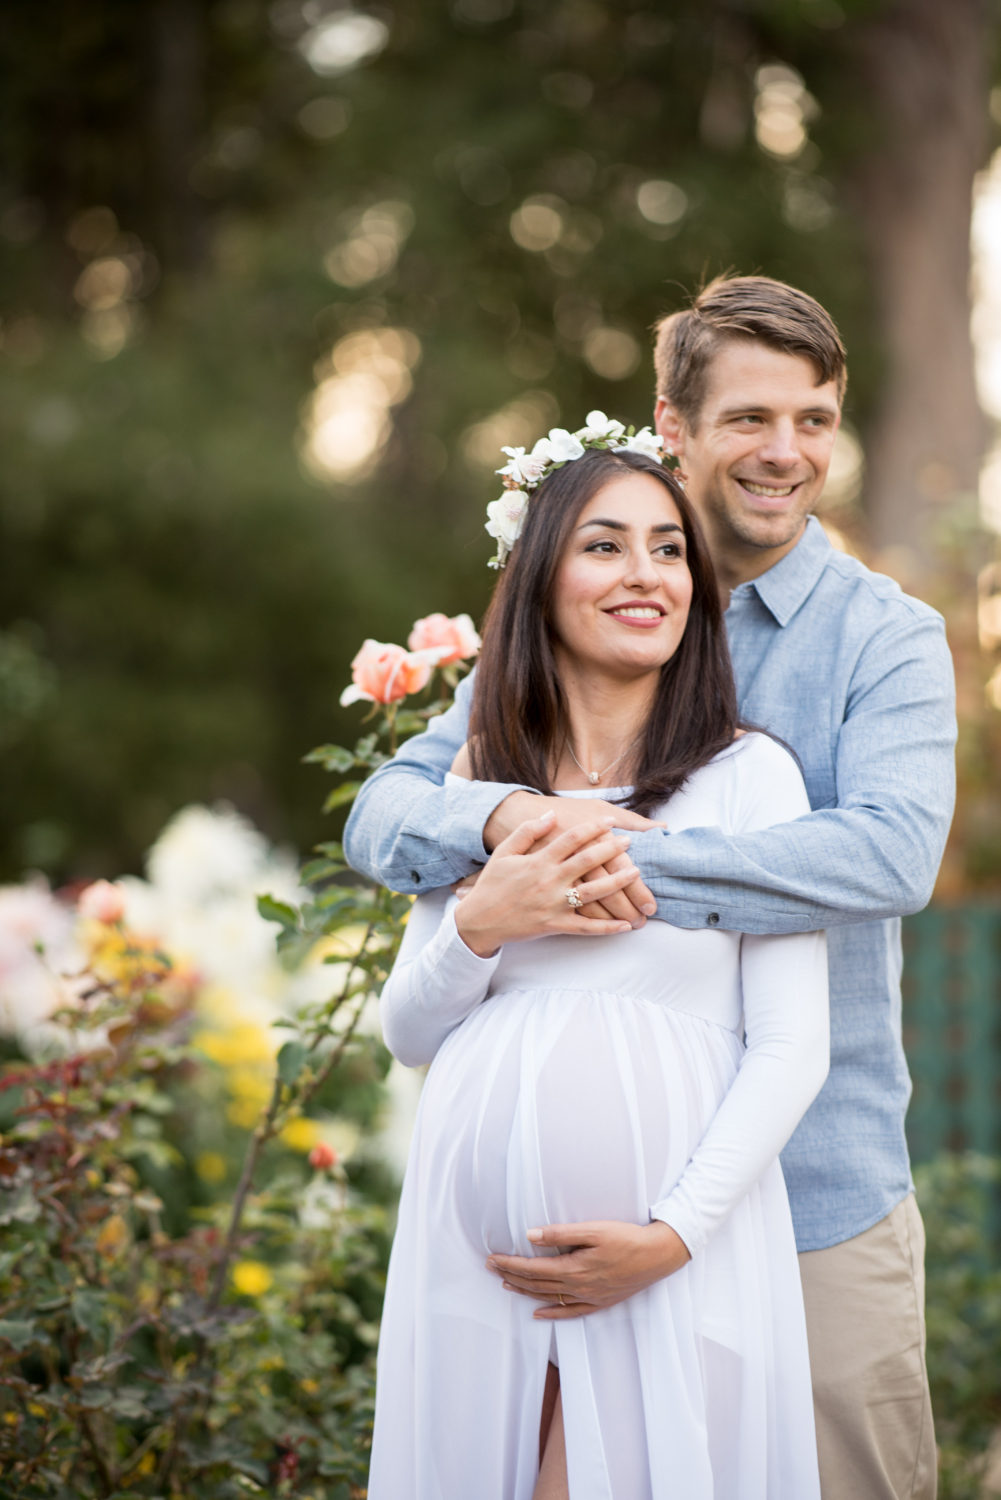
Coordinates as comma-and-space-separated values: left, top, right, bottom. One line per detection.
586, 539, 618, 554
656, 543, 682, 560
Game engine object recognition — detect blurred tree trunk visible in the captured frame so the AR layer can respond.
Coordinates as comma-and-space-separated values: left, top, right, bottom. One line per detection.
149, 0, 207, 273
845, 0, 990, 574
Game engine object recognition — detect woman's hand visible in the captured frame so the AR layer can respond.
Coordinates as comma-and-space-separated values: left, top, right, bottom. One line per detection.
453, 813, 640, 957
485, 1220, 692, 1319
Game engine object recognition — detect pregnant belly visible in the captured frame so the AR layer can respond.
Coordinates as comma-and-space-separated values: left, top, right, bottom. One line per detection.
416, 987, 742, 1256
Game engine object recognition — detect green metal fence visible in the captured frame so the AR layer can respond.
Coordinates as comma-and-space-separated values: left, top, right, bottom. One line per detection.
903, 903, 1001, 1164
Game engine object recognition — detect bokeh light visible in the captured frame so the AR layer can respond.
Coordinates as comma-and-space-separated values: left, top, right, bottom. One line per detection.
301, 326, 421, 483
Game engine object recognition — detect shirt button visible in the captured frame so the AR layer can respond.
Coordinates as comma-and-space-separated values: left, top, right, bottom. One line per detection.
707, 912, 720, 926
410, 870, 421, 883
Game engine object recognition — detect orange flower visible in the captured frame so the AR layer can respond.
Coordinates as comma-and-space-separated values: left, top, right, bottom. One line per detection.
340, 639, 444, 707
308, 1141, 338, 1171
407, 612, 481, 665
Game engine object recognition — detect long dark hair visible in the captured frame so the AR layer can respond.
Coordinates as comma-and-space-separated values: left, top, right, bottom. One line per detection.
468, 447, 740, 816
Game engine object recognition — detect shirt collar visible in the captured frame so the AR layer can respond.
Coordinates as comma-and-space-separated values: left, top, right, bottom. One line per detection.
739, 515, 831, 627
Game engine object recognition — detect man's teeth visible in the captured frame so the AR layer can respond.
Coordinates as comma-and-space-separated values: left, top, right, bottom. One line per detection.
615, 607, 662, 618
742, 481, 795, 497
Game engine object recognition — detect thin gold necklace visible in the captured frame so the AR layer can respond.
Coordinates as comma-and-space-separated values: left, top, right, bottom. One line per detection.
565, 731, 643, 786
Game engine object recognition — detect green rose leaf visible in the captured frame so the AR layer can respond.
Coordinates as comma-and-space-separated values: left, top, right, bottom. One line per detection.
257, 894, 299, 930
323, 780, 363, 813
0, 1318, 38, 1351
276, 1040, 308, 1086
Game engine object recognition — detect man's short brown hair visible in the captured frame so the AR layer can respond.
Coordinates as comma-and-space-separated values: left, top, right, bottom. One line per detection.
653, 274, 847, 428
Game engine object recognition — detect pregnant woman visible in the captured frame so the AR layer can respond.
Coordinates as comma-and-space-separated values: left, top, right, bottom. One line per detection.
365, 423, 829, 1499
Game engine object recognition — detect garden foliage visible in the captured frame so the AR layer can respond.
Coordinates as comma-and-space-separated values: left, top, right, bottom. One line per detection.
0, 643, 473, 1496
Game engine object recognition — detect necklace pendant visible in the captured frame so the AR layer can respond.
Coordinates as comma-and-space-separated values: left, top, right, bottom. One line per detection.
588, 771, 600, 785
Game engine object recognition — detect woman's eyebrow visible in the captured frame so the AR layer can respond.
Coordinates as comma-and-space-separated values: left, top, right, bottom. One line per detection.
577, 518, 683, 534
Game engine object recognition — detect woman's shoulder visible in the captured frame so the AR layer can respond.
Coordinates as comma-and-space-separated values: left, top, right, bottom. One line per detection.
661, 731, 807, 825
710, 730, 811, 826
714, 729, 801, 780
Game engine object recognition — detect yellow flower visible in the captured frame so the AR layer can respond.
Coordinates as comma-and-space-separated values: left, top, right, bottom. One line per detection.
195, 1151, 227, 1184
300, 1378, 320, 1395
28, 1404, 46, 1417
226, 1097, 264, 1130
134, 1452, 156, 1476
231, 1260, 273, 1297
95, 1214, 129, 1257
194, 1021, 275, 1068
227, 1066, 272, 1108
3, 1412, 18, 1426
279, 1116, 320, 1153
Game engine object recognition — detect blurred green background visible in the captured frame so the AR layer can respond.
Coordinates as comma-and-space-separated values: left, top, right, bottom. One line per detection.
1, 0, 999, 886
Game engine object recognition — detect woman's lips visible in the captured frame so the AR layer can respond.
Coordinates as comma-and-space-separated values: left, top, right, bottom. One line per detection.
604, 605, 666, 628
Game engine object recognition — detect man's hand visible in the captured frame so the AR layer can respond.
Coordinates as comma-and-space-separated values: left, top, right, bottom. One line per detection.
485, 1219, 691, 1319
483, 793, 660, 927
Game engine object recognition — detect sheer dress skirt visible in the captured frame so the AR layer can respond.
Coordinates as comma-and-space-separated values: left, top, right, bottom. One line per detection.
367, 981, 820, 1500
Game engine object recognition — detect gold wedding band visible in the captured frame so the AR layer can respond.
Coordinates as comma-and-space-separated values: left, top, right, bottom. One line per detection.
565, 888, 584, 910
557, 1293, 566, 1306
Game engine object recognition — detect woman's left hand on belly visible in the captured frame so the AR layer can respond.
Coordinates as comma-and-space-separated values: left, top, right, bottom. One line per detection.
485, 1219, 691, 1319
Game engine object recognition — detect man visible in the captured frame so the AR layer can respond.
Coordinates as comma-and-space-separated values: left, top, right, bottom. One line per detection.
344, 276, 956, 1499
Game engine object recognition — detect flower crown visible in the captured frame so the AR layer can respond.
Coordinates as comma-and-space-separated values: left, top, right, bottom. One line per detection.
485, 410, 669, 568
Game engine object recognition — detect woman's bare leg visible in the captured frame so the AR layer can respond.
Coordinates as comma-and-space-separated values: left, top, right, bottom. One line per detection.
538, 1361, 560, 1464
533, 1384, 569, 1500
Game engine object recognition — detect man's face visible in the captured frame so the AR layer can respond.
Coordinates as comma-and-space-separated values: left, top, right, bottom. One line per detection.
655, 339, 841, 568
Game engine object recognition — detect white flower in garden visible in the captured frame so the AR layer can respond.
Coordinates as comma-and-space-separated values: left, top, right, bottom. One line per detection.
145, 804, 286, 907
0, 880, 80, 1041
485, 490, 529, 554
576, 410, 626, 442
620, 426, 666, 460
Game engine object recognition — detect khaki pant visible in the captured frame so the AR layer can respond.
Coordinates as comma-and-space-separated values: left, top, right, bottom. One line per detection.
798, 1193, 937, 1500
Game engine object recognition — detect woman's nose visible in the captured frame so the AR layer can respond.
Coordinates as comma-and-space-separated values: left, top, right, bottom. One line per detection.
623, 548, 659, 587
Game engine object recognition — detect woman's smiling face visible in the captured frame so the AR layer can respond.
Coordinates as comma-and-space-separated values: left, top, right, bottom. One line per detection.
549, 469, 693, 685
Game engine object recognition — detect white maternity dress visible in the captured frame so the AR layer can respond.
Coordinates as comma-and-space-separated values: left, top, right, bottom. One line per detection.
368, 734, 829, 1500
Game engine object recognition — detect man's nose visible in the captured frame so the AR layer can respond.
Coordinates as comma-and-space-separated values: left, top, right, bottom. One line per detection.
757, 420, 800, 468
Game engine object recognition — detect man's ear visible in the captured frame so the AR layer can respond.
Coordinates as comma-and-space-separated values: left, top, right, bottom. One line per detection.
654, 396, 686, 458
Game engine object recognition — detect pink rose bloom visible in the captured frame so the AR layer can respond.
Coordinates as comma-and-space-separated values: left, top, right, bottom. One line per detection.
308, 1142, 338, 1171
78, 880, 126, 925
340, 639, 443, 707
407, 612, 481, 665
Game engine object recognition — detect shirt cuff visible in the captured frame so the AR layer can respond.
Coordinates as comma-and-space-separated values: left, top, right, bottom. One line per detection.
439, 775, 540, 863
650, 1189, 703, 1260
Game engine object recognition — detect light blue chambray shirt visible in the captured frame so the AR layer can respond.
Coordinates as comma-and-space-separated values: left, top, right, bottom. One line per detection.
344, 517, 957, 1251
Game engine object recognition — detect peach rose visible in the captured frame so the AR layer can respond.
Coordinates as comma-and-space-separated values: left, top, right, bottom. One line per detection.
308, 1141, 338, 1171
78, 879, 126, 925
339, 639, 444, 707
407, 612, 481, 665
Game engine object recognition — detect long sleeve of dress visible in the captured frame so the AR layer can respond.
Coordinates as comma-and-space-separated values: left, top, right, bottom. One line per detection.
379, 887, 502, 1067
650, 738, 830, 1257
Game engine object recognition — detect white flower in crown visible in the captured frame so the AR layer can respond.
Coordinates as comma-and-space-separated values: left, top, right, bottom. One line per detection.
485, 489, 529, 567
620, 426, 666, 460
497, 445, 549, 489
575, 410, 626, 443
485, 413, 667, 566
537, 428, 586, 464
